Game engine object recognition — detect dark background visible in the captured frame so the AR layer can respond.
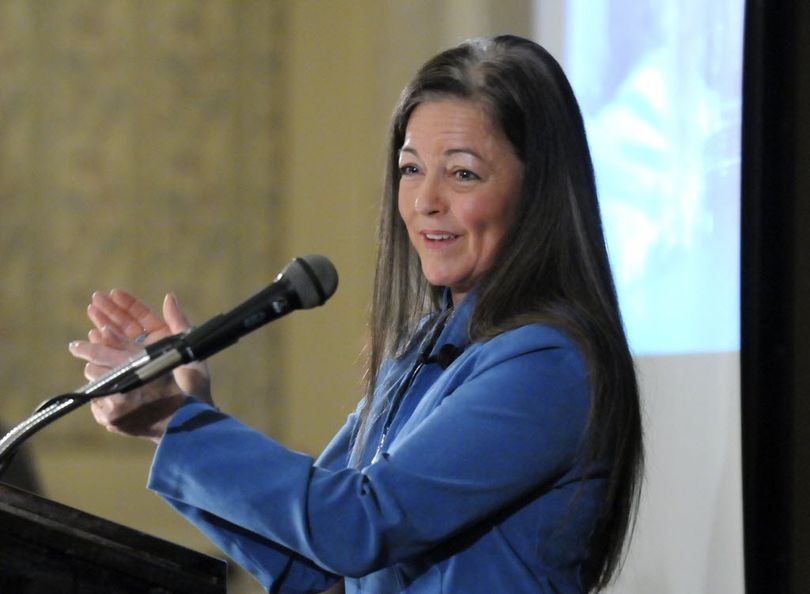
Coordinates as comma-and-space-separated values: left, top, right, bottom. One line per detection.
741, 0, 810, 592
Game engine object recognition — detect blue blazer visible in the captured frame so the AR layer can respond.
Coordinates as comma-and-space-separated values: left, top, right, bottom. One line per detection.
147, 294, 603, 593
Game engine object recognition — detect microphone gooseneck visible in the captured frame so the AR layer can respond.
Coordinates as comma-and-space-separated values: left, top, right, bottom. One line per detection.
0, 254, 339, 468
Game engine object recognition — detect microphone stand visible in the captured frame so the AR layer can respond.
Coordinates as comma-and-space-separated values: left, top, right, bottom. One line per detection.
0, 334, 184, 477
0, 254, 339, 477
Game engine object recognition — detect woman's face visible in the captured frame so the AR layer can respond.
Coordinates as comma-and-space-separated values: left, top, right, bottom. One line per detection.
398, 99, 523, 305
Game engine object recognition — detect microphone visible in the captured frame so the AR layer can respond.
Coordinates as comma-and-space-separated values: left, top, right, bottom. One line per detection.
421, 344, 463, 369
0, 255, 337, 467
97, 254, 338, 395
179, 254, 338, 362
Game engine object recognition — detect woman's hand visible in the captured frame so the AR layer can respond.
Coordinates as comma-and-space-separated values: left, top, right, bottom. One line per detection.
68, 290, 213, 442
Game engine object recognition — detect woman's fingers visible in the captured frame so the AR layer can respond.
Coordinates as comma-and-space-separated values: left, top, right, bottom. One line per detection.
110, 289, 167, 335
70, 289, 198, 442
86, 290, 190, 343
90, 292, 144, 339
174, 362, 212, 405
158, 293, 212, 403
99, 324, 132, 349
162, 293, 192, 333
87, 299, 123, 336
70, 346, 126, 381
89, 290, 168, 342
88, 327, 103, 344
90, 384, 186, 442
86, 326, 131, 348
70, 327, 137, 374
82, 361, 110, 382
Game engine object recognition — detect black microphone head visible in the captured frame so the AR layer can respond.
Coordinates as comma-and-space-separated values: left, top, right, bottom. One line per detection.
436, 344, 463, 369
282, 254, 338, 309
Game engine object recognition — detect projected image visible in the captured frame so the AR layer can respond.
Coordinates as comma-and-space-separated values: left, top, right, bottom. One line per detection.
564, 0, 743, 354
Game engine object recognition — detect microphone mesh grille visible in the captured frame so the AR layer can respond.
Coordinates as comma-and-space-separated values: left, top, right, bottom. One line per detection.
284, 254, 338, 309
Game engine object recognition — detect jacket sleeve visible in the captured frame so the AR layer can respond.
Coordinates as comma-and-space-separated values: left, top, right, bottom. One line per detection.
148, 333, 591, 582
149, 403, 356, 593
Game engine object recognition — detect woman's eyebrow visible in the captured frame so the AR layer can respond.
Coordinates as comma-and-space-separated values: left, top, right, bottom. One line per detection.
399, 146, 483, 160
445, 147, 483, 160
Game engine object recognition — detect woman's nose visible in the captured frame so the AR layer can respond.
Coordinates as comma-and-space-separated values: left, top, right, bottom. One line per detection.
414, 174, 445, 215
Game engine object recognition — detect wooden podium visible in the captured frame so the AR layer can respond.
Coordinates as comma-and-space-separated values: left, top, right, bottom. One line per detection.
0, 482, 227, 593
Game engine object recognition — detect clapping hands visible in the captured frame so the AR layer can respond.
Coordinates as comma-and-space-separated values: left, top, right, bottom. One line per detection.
69, 290, 212, 442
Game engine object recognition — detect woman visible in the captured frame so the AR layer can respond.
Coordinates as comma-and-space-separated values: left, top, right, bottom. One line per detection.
70, 35, 643, 593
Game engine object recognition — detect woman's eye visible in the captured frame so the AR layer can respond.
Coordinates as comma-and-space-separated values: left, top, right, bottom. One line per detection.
454, 169, 480, 181
399, 164, 419, 176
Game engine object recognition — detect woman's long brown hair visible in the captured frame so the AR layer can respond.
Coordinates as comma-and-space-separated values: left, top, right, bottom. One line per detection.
356, 35, 643, 592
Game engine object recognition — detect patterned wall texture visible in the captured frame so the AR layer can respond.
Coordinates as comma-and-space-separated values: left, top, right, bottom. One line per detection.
0, 0, 287, 443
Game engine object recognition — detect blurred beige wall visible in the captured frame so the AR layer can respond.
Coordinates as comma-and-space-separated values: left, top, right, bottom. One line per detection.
0, 1, 529, 592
